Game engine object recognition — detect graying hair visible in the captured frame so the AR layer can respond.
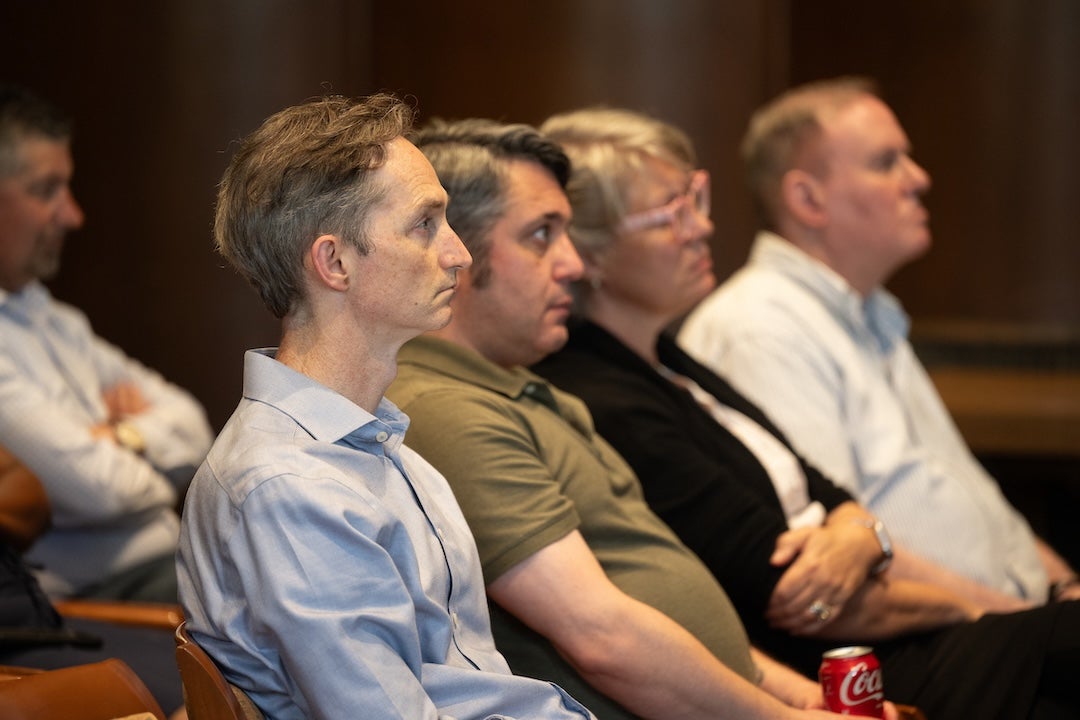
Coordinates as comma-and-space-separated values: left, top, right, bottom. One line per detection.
411, 118, 569, 287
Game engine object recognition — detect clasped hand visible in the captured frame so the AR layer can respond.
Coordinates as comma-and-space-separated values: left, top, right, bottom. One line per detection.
766, 520, 880, 635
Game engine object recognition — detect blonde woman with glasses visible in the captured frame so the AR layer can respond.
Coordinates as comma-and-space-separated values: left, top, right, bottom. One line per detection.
534, 107, 1080, 720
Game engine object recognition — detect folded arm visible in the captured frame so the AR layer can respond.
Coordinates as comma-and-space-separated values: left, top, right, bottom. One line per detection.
767, 501, 885, 631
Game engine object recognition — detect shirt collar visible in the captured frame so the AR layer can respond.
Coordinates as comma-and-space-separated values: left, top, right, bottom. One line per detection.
397, 335, 608, 439
750, 231, 910, 352
243, 348, 409, 451
0, 281, 52, 323
398, 335, 557, 408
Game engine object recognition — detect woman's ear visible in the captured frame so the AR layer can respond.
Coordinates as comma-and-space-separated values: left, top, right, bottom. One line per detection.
780, 169, 829, 229
580, 247, 607, 291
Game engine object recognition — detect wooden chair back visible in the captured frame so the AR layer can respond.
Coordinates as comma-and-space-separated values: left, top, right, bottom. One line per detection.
174, 621, 263, 720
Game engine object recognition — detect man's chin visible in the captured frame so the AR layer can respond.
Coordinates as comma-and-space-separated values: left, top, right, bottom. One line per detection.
910, 232, 932, 261
426, 307, 455, 332
32, 255, 63, 282
537, 327, 570, 360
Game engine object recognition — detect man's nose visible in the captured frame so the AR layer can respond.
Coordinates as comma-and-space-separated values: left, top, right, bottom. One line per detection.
58, 186, 85, 229
553, 232, 584, 282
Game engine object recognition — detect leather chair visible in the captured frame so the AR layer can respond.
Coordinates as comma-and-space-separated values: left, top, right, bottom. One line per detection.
174, 621, 263, 720
0, 658, 166, 719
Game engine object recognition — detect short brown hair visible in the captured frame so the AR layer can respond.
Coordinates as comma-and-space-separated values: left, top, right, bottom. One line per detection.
214, 93, 414, 318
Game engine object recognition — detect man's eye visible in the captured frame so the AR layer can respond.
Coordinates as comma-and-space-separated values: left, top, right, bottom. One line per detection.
874, 152, 900, 172
529, 225, 553, 245
29, 180, 62, 200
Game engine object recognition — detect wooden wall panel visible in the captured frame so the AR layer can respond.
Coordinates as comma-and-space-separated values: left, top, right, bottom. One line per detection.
2, 0, 1075, 429
369, 0, 783, 284
0, 0, 376, 428
787, 0, 1080, 330
0, 0, 775, 428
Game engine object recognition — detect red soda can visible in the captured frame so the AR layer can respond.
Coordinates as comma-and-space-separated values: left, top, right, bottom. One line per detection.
819, 646, 884, 717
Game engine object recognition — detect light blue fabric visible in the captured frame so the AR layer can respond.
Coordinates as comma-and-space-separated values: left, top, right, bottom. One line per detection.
0, 281, 212, 596
178, 349, 593, 720
680, 232, 1047, 601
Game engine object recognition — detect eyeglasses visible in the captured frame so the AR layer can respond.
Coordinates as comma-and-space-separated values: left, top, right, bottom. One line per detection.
618, 169, 711, 236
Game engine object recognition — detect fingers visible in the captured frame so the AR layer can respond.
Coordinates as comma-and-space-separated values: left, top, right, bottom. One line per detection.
770, 527, 813, 566
806, 599, 834, 624
768, 594, 841, 635
102, 382, 150, 419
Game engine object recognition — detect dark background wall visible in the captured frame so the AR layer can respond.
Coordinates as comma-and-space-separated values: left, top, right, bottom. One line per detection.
1, 0, 1077, 431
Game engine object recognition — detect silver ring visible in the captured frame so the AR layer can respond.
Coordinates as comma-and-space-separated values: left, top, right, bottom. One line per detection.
808, 600, 832, 622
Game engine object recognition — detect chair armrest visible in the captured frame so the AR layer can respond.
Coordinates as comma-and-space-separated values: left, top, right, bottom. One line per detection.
0, 446, 51, 552
53, 599, 184, 631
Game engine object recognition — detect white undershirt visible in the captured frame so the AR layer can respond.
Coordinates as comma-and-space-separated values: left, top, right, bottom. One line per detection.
657, 364, 826, 529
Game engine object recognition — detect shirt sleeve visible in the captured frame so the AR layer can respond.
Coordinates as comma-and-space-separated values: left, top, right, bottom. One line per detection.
233, 477, 451, 720
0, 349, 177, 525
395, 389, 580, 583
87, 331, 214, 476
210, 474, 592, 720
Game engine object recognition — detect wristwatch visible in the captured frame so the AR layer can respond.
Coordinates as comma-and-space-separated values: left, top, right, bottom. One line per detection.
114, 420, 147, 455
858, 518, 894, 576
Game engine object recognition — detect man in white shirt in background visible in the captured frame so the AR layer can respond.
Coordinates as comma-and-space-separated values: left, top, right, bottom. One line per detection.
0, 84, 213, 602
680, 76, 1079, 604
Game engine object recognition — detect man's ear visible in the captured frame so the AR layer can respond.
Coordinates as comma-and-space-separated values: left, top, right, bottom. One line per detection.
780, 169, 828, 229
307, 234, 350, 292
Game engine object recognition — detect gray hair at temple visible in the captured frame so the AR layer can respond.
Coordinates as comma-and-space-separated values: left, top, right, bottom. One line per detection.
0, 84, 73, 177
411, 118, 570, 287
540, 107, 697, 263
741, 76, 878, 231
214, 93, 414, 319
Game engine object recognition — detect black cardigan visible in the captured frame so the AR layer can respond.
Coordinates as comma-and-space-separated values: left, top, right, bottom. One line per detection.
534, 319, 854, 673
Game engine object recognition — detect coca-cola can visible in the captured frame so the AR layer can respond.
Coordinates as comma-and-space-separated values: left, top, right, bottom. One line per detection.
819, 646, 884, 717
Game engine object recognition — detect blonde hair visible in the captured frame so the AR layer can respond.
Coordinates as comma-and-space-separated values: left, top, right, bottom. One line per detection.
540, 107, 696, 262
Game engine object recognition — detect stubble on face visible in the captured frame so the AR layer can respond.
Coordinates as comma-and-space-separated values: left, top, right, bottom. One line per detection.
363, 139, 473, 335
447, 160, 581, 368
0, 137, 81, 292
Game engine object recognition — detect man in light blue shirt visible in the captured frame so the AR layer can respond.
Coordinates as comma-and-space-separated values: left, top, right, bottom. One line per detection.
680, 77, 1079, 604
177, 94, 594, 720
0, 84, 213, 602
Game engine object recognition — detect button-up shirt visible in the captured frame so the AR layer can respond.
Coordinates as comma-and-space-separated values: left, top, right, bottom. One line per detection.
178, 349, 592, 720
0, 281, 212, 596
680, 232, 1047, 600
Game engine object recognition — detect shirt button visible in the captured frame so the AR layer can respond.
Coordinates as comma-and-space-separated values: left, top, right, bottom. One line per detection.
375, 431, 389, 443
450, 610, 459, 630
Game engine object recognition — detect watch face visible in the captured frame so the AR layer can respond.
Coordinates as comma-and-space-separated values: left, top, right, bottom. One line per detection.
115, 421, 146, 453
869, 520, 892, 575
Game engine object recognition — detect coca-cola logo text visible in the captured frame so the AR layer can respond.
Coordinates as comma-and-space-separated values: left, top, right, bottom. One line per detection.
840, 663, 884, 705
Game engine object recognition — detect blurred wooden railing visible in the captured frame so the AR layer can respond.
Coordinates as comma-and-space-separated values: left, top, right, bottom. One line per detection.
914, 321, 1080, 458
